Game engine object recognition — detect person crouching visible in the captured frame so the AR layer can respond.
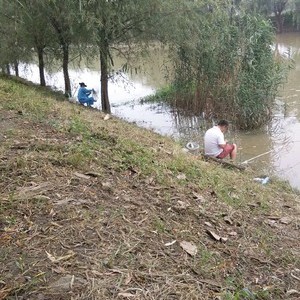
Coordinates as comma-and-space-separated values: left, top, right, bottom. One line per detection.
204, 119, 237, 160
77, 82, 96, 106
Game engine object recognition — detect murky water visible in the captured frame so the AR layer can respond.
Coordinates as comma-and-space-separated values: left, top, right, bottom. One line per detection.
17, 34, 300, 190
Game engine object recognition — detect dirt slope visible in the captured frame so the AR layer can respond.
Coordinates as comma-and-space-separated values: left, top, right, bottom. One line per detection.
0, 77, 299, 300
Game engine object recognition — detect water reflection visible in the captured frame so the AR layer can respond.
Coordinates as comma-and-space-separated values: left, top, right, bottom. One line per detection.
16, 33, 300, 190
268, 33, 300, 189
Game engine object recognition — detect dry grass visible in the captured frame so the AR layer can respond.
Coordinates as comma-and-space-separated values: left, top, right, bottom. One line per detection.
0, 76, 299, 300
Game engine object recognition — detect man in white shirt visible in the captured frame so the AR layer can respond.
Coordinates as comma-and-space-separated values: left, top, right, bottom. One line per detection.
204, 120, 237, 160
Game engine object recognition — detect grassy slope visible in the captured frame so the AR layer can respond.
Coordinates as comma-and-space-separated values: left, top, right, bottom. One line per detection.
0, 76, 299, 300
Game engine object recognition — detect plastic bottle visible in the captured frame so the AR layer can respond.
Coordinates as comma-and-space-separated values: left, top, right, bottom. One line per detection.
262, 177, 270, 185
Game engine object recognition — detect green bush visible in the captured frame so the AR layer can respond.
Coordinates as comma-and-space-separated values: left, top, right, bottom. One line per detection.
164, 6, 289, 129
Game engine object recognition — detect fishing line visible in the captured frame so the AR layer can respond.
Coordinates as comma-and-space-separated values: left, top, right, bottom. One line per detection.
240, 144, 287, 165
240, 150, 273, 164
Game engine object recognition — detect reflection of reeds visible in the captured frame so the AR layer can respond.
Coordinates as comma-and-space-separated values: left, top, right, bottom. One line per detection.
270, 112, 295, 155
170, 110, 241, 157
162, 79, 274, 131
171, 110, 207, 147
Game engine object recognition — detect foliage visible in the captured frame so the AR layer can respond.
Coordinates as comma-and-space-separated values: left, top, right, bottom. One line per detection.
141, 85, 176, 104
0, 0, 293, 129
165, 2, 288, 129
0, 0, 32, 73
233, 16, 287, 129
243, 0, 300, 32
79, 0, 185, 113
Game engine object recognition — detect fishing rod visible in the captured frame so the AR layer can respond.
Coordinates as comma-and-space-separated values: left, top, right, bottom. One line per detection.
240, 150, 273, 165
240, 143, 288, 165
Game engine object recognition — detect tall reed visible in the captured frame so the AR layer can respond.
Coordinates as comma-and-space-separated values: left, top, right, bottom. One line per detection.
166, 9, 289, 129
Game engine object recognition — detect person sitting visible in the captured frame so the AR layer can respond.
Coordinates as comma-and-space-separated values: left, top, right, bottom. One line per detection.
204, 119, 237, 160
77, 82, 96, 106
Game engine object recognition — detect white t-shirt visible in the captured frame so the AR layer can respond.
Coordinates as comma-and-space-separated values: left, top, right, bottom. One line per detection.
204, 126, 225, 157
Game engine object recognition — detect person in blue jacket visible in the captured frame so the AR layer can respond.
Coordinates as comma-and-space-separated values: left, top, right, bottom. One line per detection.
77, 82, 96, 106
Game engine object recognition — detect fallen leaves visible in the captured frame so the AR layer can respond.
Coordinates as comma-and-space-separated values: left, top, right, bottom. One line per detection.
15, 182, 51, 199
48, 275, 87, 293
291, 269, 300, 281
117, 292, 136, 298
46, 250, 76, 263
286, 289, 300, 296
104, 114, 111, 121
176, 173, 186, 180
192, 192, 206, 203
223, 215, 234, 225
206, 230, 228, 243
176, 200, 190, 209
265, 216, 293, 227
164, 240, 176, 247
54, 198, 90, 206
179, 241, 197, 256
74, 172, 91, 180
279, 217, 292, 224
0, 287, 12, 300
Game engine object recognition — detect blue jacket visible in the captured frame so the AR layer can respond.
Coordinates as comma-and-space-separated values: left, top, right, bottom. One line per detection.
78, 87, 92, 101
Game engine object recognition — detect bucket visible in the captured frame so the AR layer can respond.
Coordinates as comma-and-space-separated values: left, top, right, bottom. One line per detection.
186, 142, 200, 155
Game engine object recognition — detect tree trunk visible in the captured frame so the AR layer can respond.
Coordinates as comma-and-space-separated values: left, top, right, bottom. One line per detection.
62, 43, 71, 97
37, 46, 46, 86
295, 3, 300, 30
275, 13, 284, 33
6, 64, 10, 75
274, 1, 287, 34
100, 45, 111, 114
14, 61, 19, 77
49, 16, 71, 97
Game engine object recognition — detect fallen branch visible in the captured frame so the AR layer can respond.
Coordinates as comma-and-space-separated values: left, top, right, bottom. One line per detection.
203, 155, 246, 171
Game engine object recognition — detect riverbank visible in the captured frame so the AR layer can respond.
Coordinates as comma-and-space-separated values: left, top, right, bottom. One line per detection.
0, 76, 299, 299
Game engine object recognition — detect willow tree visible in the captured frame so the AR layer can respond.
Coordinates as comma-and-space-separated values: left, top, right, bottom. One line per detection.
0, 7, 16, 73
14, 0, 52, 86
0, 0, 31, 75
0, 0, 75, 90
80, 0, 185, 113
35, 0, 84, 96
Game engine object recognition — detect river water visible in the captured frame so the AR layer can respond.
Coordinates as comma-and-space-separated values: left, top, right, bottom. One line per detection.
17, 33, 300, 190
